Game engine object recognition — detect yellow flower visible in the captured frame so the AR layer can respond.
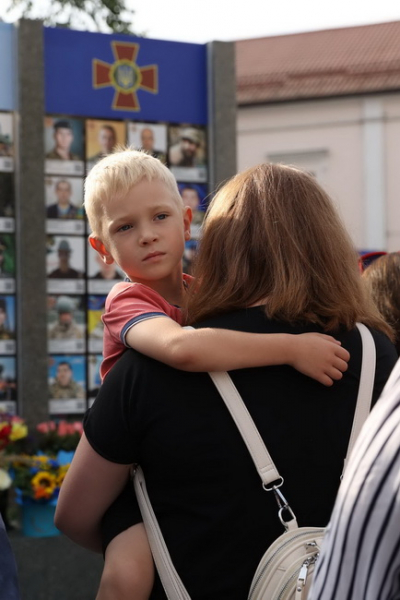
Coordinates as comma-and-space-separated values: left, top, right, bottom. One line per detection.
10, 422, 28, 442
31, 455, 51, 469
31, 471, 57, 500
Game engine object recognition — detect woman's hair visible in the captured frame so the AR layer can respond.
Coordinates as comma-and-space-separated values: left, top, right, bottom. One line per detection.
187, 162, 393, 338
362, 252, 400, 352
84, 147, 182, 237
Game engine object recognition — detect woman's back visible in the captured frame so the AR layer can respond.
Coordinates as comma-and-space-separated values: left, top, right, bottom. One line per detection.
87, 306, 397, 599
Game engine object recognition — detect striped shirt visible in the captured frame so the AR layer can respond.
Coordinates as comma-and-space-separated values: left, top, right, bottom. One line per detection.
309, 358, 400, 600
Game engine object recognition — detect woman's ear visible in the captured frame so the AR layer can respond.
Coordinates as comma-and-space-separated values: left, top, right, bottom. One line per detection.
88, 235, 115, 265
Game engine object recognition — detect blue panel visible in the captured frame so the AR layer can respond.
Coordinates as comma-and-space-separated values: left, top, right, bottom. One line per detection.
0, 23, 16, 111
44, 27, 208, 125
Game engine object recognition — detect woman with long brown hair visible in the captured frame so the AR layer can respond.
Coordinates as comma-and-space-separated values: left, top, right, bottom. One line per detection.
56, 163, 397, 600
188, 163, 392, 334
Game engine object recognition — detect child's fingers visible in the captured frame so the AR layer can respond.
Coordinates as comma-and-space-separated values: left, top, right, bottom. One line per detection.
313, 333, 342, 345
333, 357, 349, 373
311, 333, 351, 359
335, 346, 350, 362
317, 373, 335, 387
318, 367, 345, 386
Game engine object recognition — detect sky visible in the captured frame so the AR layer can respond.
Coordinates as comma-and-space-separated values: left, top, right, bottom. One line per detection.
130, 0, 400, 44
1, 0, 400, 43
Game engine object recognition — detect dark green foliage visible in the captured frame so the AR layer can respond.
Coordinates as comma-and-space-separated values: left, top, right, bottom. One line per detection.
4, 0, 140, 34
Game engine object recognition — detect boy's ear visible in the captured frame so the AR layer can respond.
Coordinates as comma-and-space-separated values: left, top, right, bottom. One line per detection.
88, 235, 115, 265
183, 207, 192, 241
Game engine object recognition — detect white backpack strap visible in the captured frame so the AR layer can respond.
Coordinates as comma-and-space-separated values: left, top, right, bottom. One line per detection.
134, 466, 191, 600
207, 370, 281, 487
343, 323, 376, 473
209, 323, 376, 483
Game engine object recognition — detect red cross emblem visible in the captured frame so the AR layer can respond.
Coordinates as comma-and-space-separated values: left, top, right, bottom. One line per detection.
93, 41, 158, 111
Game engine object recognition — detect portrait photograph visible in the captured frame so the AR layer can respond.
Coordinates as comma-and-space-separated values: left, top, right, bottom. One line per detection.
0, 356, 17, 406
85, 119, 126, 169
178, 182, 209, 239
0, 234, 15, 293
45, 175, 85, 235
0, 172, 15, 230
47, 294, 86, 355
46, 235, 86, 295
0, 295, 16, 355
87, 242, 124, 295
168, 124, 207, 182
48, 354, 86, 415
127, 122, 167, 163
0, 112, 14, 173
87, 354, 102, 404
87, 295, 106, 354
182, 239, 198, 277
44, 116, 85, 176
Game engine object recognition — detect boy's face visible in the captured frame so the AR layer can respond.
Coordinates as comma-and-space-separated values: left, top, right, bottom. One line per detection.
91, 179, 191, 287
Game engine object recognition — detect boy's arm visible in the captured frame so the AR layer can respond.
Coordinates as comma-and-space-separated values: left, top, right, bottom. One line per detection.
126, 318, 349, 386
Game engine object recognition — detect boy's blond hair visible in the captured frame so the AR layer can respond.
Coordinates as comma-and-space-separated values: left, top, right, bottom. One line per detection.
188, 162, 393, 339
84, 148, 183, 237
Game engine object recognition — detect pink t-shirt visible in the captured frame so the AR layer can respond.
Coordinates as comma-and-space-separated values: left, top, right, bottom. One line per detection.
101, 276, 192, 381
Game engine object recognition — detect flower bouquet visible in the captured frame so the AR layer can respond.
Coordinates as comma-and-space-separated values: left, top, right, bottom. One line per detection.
0, 413, 28, 492
11, 454, 70, 504
8, 420, 83, 502
0, 413, 29, 528
35, 420, 83, 454
0, 417, 83, 536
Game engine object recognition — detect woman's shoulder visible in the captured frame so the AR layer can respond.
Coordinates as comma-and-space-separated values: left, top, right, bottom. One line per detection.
365, 325, 398, 360
339, 324, 397, 367
356, 325, 398, 400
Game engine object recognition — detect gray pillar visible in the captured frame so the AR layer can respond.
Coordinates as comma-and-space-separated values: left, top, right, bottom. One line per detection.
362, 98, 386, 250
15, 19, 48, 425
207, 41, 237, 194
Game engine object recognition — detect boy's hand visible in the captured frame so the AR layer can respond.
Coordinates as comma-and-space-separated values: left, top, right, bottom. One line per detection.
290, 333, 350, 386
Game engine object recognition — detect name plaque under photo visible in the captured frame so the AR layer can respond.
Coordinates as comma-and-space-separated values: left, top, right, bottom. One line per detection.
0, 400, 16, 414
47, 279, 86, 295
0, 279, 15, 293
46, 219, 86, 235
49, 398, 86, 415
0, 340, 16, 355
0, 218, 15, 233
48, 339, 86, 355
0, 158, 13, 173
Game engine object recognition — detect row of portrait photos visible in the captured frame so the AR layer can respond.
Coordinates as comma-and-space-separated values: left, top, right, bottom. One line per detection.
0, 108, 18, 421
0, 112, 208, 184
0, 354, 103, 417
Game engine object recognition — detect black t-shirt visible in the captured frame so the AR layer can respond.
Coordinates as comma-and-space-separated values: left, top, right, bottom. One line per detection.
84, 307, 398, 600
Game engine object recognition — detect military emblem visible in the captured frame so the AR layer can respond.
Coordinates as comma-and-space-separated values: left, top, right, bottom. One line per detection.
93, 41, 158, 111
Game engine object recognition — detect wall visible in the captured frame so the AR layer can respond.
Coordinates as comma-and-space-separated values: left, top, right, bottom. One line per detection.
237, 92, 400, 251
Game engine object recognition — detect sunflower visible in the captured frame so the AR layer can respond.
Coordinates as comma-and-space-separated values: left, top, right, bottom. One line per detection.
31, 470, 57, 500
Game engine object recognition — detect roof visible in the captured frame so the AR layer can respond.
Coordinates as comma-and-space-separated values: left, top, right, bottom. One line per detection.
236, 21, 400, 105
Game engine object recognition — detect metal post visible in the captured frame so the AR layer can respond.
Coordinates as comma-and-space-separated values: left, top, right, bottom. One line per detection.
15, 19, 48, 424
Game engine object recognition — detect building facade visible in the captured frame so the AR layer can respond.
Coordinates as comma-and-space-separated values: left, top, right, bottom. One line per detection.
236, 21, 400, 252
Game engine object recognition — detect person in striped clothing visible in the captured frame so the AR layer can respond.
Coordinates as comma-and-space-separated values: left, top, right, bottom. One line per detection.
309, 357, 400, 600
